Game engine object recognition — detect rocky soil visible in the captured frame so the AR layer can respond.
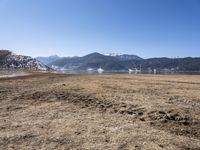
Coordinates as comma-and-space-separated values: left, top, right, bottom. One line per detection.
0, 73, 199, 149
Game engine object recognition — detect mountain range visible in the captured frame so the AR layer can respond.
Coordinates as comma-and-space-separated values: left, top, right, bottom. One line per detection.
36, 55, 62, 65
36, 52, 200, 72
1, 50, 200, 72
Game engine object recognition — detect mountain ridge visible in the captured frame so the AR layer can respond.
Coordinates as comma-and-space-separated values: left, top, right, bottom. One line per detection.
2, 50, 199, 72
45, 52, 200, 71
0, 50, 52, 71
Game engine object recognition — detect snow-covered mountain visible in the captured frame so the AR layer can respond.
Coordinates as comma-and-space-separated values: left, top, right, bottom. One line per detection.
103, 53, 143, 61
0, 50, 52, 71
104, 53, 123, 56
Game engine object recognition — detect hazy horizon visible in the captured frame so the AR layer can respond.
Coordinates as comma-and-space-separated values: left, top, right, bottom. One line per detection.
24, 51, 200, 59
0, 0, 200, 58
2, 49, 200, 59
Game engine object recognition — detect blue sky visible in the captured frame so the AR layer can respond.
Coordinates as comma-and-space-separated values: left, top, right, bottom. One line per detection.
0, 0, 200, 58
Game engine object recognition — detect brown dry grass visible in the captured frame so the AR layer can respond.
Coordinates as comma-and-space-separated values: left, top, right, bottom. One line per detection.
0, 73, 200, 150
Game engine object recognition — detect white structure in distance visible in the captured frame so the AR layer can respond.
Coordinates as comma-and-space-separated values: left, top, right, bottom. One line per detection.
97, 67, 104, 74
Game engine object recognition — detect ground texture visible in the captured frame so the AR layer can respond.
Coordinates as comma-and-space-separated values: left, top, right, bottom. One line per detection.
0, 73, 200, 150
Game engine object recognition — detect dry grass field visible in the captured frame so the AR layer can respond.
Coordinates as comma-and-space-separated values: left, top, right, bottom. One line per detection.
0, 73, 200, 150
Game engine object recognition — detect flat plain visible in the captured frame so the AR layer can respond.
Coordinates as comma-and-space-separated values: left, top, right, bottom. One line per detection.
0, 73, 200, 150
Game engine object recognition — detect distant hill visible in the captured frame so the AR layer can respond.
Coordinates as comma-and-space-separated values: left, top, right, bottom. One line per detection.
0, 50, 52, 71
141, 57, 200, 71
36, 55, 62, 65
49, 52, 200, 71
49, 52, 127, 70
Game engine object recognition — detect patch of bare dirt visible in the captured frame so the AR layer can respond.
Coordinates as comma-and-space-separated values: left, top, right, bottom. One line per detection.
147, 109, 200, 138
0, 73, 200, 150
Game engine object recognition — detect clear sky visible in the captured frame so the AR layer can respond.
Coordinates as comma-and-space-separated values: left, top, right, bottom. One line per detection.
0, 0, 200, 58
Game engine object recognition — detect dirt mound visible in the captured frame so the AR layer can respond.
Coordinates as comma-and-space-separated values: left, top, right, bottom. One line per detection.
147, 110, 200, 138
13, 90, 146, 117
